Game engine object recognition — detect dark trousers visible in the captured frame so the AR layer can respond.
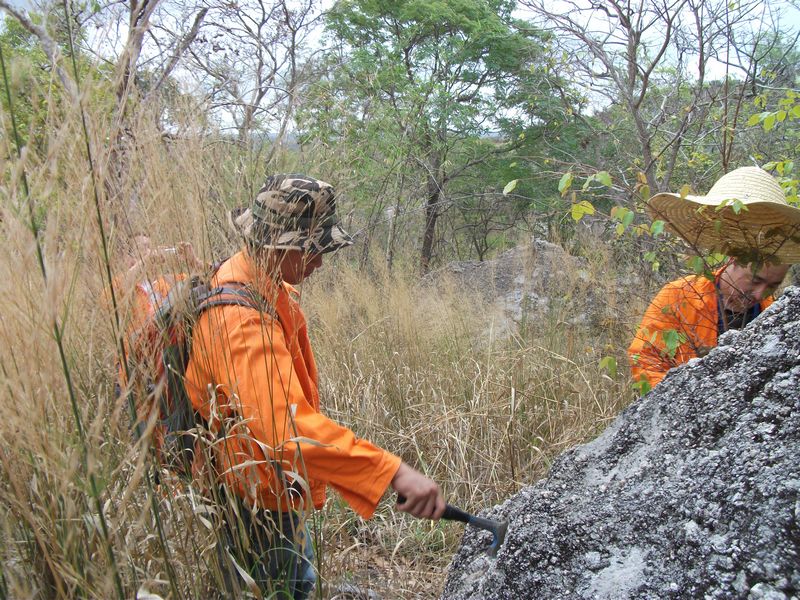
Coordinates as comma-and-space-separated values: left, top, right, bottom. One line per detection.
217, 494, 316, 599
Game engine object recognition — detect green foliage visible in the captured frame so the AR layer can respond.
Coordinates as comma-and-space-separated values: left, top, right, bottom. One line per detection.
642, 251, 659, 272
661, 329, 686, 358
747, 89, 800, 132
561, 170, 614, 223
558, 172, 573, 196
685, 253, 725, 280
632, 378, 652, 396
584, 171, 611, 189
502, 179, 518, 195
0, 12, 112, 155
322, 0, 546, 134
650, 220, 665, 236
298, 0, 568, 266
610, 206, 635, 236
687, 255, 706, 275
732, 35, 800, 190
570, 200, 595, 222
599, 356, 617, 379
764, 159, 799, 206
0, 15, 53, 150
716, 198, 749, 215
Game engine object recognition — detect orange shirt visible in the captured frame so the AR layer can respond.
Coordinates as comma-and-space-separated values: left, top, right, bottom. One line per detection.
185, 251, 401, 518
114, 273, 180, 388
628, 270, 773, 389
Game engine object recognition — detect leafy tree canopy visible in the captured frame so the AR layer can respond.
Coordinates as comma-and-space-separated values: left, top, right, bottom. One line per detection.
324, 0, 558, 137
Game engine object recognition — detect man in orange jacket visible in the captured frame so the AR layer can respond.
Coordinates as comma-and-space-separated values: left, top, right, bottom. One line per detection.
185, 174, 445, 598
629, 166, 799, 391
113, 235, 202, 391
628, 260, 788, 389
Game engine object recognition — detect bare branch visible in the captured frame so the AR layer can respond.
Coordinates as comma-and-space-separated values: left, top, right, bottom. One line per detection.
0, 2, 79, 102
148, 7, 208, 96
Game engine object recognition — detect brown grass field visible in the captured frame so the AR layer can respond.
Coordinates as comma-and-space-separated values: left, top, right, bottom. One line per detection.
0, 93, 645, 599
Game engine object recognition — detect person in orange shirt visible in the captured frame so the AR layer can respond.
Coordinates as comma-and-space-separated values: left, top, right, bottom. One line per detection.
113, 235, 202, 395
113, 235, 202, 369
185, 174, 445, 598
628, 260, 788, 390
629, 167, 799, 391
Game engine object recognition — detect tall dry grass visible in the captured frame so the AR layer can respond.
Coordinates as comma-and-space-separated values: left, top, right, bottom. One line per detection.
297, 244, 636, 596
0, 72, 642, 598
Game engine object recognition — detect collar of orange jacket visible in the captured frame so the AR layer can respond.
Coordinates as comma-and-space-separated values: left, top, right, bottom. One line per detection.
213, 250, 300, 299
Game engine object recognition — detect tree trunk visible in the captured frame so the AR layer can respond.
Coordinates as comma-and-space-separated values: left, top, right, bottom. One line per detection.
386, 185, 404, 272
420, 171, 442, 274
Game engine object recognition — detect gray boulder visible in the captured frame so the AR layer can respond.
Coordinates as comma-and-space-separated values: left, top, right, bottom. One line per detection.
442, 287, 800, 600
429, 239, 638, 330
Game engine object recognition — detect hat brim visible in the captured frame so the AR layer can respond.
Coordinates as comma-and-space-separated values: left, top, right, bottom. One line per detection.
228, 207, 354, 254
314, 222, 354, 254
647, 193, 800, 263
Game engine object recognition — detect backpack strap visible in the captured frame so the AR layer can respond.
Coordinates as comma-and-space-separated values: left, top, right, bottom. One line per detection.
194, 282, 279, 322
157, 281, 280, 476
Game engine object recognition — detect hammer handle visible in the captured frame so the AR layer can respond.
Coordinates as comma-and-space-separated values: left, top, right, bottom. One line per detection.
396, 495, 471, 523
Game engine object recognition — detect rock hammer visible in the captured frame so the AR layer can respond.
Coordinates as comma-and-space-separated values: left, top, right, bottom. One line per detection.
396, 495, 508, 558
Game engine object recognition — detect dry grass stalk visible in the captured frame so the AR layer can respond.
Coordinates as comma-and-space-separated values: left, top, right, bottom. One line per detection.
0, 72, 638, 598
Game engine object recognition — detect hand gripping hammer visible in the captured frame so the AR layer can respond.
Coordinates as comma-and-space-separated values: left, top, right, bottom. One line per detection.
397, 495, 508, 557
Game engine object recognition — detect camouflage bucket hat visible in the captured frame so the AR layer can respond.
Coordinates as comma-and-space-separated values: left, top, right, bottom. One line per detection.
229, 174, 354, 254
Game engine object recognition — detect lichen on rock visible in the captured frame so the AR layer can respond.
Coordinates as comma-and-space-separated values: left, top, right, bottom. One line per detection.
442, 288, 800, 600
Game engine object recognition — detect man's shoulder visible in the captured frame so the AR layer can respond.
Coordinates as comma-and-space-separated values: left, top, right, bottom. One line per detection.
651, 273, 717, 311
662, 273, 716, 295
198, 253, 281, 326
211, 251, 250, 286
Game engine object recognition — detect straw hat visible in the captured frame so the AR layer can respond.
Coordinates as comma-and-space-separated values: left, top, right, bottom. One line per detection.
229, 174, 354, 254
647, 167, 800, 263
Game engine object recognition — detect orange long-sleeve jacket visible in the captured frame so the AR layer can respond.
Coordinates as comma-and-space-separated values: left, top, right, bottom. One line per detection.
114, 273, 182, 387
628, 270, 773, 390
184, 251, 401, 519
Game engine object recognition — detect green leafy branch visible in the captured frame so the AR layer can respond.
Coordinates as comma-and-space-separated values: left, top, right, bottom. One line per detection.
747, 90, 800, 132
558, 170, 614, 222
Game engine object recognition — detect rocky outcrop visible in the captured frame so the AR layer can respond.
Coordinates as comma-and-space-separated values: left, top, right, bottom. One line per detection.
430, 239, 641, 331
443, 288, 800, 599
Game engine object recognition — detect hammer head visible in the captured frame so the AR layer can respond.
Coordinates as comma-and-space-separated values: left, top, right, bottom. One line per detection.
468, 514, 509, 558
486, 519, 508, 558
